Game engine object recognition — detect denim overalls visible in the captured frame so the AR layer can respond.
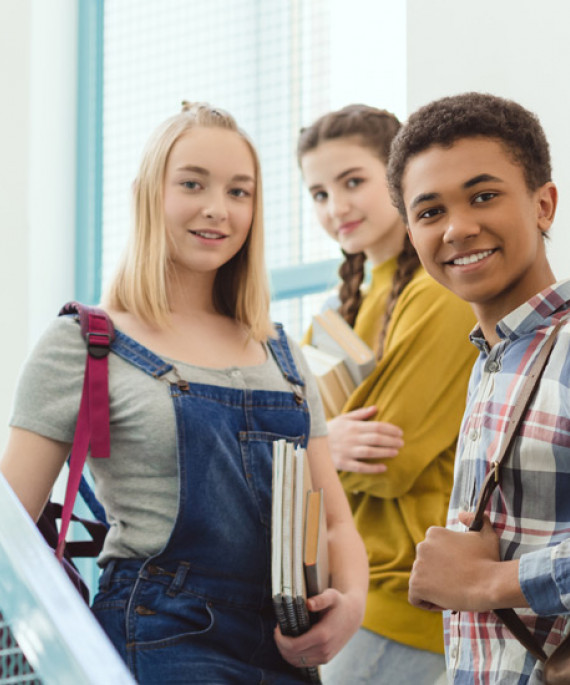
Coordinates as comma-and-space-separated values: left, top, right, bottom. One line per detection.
91, 325, 311, 684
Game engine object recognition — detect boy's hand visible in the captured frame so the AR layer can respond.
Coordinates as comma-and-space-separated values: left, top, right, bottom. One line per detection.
327, 406, 404, 473
409, 511, 507, 613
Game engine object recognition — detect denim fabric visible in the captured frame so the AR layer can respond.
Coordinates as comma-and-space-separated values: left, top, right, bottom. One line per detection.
321, 628, 447, 685
92, 326, 311, 684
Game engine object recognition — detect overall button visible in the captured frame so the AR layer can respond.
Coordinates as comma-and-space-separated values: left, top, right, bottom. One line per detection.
135, 605, 157, 615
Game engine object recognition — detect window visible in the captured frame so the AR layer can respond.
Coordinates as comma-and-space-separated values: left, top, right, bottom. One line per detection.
77, 0, 406, 337
99, 0, 337, 338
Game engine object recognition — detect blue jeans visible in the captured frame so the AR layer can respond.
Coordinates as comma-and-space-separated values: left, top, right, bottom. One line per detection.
321, 628, 447, 685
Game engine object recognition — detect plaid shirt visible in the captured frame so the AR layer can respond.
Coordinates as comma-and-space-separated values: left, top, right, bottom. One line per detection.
445, 280, 570, 684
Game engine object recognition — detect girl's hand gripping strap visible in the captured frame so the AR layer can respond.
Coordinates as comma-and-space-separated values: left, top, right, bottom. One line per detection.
469, 319, 565, 664
55, 302, 115, 560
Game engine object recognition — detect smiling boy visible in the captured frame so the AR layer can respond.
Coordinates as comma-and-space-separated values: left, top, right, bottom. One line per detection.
387, 92, 570, 683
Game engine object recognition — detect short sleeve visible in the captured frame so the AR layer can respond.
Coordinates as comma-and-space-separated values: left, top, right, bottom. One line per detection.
9, 316, 86, 444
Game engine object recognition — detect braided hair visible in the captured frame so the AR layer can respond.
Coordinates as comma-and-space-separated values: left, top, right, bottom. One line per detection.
298, 104, 420, 358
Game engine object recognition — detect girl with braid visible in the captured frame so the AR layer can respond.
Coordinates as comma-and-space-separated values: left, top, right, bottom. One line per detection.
297, 105, 477, 684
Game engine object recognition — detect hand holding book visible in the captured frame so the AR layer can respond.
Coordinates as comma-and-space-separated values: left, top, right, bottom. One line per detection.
271, 440, 329, 683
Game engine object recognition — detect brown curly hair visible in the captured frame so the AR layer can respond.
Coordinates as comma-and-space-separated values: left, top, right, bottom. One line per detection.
387, 92, 552, 222
298, 104, 420, 358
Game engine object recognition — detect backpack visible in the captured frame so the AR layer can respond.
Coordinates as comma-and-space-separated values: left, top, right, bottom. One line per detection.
38, 302, 115, 602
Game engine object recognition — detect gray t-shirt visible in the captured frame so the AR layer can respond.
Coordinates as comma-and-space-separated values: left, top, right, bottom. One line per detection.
10, 316, 327, 565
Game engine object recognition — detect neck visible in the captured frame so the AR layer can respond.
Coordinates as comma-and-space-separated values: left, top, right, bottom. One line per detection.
365, 221, 406, 267
166, 268, 217, 318
474, 271, 557, 348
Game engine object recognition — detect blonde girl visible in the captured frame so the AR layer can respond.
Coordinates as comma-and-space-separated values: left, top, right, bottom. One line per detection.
2, 103, 368, 684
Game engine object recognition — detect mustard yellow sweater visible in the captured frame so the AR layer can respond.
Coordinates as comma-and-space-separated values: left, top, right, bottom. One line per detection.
334, 259, 477, 653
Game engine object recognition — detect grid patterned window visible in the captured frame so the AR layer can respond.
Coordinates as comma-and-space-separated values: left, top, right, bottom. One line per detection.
99, 1, 407, 338
102, 0, 339, 339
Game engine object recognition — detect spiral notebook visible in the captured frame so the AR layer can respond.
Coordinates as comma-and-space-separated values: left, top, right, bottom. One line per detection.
271, 440, 328, 684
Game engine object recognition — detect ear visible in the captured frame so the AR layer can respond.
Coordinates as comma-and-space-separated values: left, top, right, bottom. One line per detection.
536, 182, 558, 233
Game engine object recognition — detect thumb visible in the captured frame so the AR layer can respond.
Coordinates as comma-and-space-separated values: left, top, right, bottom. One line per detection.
306, 588, 337, 613
458, 510, 475, 528
459, 510, 494, 534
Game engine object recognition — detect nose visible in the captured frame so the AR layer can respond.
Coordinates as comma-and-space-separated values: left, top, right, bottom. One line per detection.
202, 189, 228, 222
327, 191, 350, 219
443, 211, 480, 243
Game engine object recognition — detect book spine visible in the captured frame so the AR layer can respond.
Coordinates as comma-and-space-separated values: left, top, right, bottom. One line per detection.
300, 666, 322, 683
272, 595, 289, 636
294, 595, 310, 633
283, 595, 300, 636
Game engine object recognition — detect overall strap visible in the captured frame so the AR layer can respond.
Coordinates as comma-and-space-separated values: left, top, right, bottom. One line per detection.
109, 329, 175, 380
56, 302, 114, 559
267, 323, 306, 388
469, 319, 566, 663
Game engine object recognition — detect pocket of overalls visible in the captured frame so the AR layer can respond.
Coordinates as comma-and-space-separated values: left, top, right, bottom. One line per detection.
239, 431, 305, 527
129, 588, 215, 647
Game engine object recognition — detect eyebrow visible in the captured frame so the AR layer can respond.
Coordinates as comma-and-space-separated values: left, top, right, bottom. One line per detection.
463, 173, 503, 188
175, 165, 255, 184
409, 173, 505, 210
308, 166, 364, 193
176, 165, 209, 175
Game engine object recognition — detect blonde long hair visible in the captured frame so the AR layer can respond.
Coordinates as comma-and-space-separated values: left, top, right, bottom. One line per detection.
104, 102, 274, 340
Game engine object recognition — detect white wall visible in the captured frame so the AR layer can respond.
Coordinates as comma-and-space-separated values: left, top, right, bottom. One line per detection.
330, 0, 407, 119
406, 0, 570, 281
0, 0, 76, 451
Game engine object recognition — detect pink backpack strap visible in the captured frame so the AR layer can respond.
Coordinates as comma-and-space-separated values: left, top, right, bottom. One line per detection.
56, 302, 115, 560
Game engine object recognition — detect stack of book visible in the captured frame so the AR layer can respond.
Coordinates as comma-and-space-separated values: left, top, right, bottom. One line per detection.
303, 309, 375, 418
271, 440, 329, 684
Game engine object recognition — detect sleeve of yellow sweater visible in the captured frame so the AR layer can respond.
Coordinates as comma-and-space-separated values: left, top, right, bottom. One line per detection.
339, 271, 478, 499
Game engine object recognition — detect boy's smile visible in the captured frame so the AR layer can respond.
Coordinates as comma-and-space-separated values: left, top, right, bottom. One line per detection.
402, 137, 557, 342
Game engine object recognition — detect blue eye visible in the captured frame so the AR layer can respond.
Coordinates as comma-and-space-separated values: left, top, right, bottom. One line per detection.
182, 180, 201, 190
229, 188, 251, 198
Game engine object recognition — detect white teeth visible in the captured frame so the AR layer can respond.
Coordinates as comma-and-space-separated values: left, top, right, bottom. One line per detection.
452, 250, 493, 266
193, 231, 223, 239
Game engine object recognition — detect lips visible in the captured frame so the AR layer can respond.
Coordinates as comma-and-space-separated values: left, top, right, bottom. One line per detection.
189, 230, 226, 240
338, 219, 363, 235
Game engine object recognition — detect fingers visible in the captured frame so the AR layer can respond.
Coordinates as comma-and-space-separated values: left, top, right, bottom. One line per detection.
344, 406, 378, 420
274, 589, 344, 667
374, 421, 405, 438
327, 410, 404, 472
356, 437, 403, 455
